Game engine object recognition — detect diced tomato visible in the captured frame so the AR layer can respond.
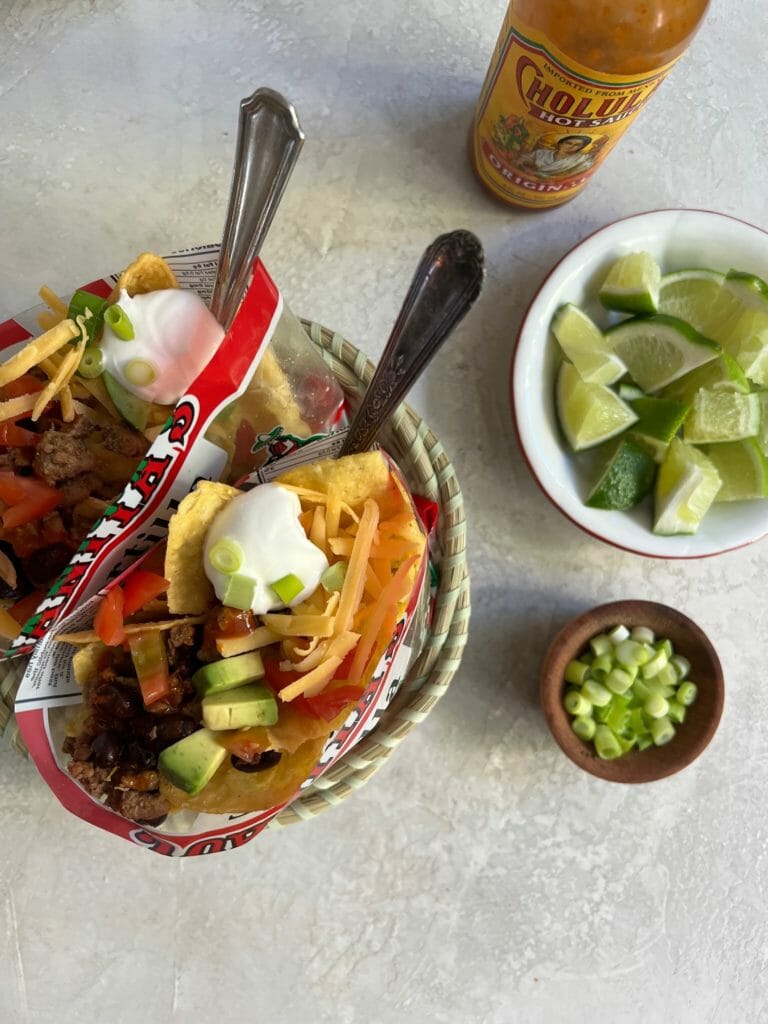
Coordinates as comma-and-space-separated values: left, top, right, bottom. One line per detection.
303, 685, 362, 722
94, 588, 126, 646
1, 375, 45, 400
335, 648, 358, 682
0, 472, 61, 530
122, 570, 170, 617
262, 658, 301, 693
0, 422, 38, 447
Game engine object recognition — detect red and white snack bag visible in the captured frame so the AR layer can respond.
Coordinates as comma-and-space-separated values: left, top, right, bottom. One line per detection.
13, 447, 432, 856
0, 248, 345, 658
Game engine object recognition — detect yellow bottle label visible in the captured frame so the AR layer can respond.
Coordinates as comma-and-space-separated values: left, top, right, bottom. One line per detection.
471, 14, 681, 208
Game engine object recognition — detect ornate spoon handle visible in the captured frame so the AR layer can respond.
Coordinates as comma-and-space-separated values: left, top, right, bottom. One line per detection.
210, 87, 304, 330
339, 230, 485, 457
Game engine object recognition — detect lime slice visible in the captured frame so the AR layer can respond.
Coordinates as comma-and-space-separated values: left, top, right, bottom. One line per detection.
659, 352, 749, 405
599, 252, 661, 314
683, 389, 760, 444
657, 268, 725, 334
605, 314, 721, 392
756, 393, 768, 457
703, 439, 768, 502
653, 437, 722, 535
550, 304, 626, 385
725, 269, 768, 310
586, 437, 657, 510
556, 361, 638, 451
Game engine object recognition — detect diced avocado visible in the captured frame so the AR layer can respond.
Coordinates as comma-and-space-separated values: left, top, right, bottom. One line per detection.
103, 370, 152, 430
191, 650, 265, 697
202, 683, 278, 731
158, 728, 227, 795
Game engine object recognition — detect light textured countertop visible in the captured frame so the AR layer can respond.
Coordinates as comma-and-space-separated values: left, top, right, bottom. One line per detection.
1, 2, 767, 1022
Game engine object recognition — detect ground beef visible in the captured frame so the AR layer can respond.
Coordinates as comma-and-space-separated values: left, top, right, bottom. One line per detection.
68, 760, 113, 799
72, 496, 110, 534
112, 789, 169, 823
33, 430, 96, 484
100, 421, 146, 458
58, 472, 103, 507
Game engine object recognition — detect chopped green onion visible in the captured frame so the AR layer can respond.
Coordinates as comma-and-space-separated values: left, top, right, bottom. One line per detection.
605, 667, 633, 695
564, 691, 591, 716
608, 623, 630, 644
581, 679, 611, 707
667, 700, 687, 725
564, 659, 590, 685
270, 573, 304, 605
571, 715, 596, 741
222, 573, 256, 610
655, 638, 673, 659
641, 648, 669, 679
590, 634, 612, 657
105, 303, 135, 340
631, 678, 651, 703
320, 561, 348, 593
77, 345, 105, 379
655, 663, 678, 688
209, 539, 244, 575
670, 654, 691, 680
124, 358, 156, 387
594, 702, 612, 723
631, 626, 655, 645
651, 716, 675, 746
590, 654, 612, 681
594, 725, 622, 760
615, 639, 648, 667
676, 681, 698, 706
67, 290, 107, 343
644, 693, 669, 719
605, 701, 629, 734
637, 734, 653, 751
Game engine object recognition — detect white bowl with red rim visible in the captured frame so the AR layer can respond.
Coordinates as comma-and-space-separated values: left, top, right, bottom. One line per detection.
511, 209, 768, 559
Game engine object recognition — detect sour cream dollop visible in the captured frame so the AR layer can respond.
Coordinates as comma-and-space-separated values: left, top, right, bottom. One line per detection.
203, 484, 329, 615
100, 288, 224, 404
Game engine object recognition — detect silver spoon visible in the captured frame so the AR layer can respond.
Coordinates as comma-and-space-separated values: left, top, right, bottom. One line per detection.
339, 230, 485, 457
210, 87, 305, 330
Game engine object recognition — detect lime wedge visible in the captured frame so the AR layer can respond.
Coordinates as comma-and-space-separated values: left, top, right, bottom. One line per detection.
550, 304, 626, 385
626, 396, 689, 464
756, 393, 768, 458
653, 437, 722, 535
725, 269, 768, 310
703, 438, 768, 502
683, 389, 760, 444
556, 361, 638, 451
599, 252, 661, 314
659, 352, 749, 404
586, 437, 657, 510
606, 314, 721, 392
657, 268, 725, 334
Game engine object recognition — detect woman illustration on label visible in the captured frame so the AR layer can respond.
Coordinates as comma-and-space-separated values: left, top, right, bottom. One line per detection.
515, 134, 595, 179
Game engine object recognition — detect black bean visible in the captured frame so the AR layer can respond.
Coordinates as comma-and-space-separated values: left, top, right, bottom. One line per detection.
230, 750, 282, 773
123, 742, 157, 771
90, 732, 122, 769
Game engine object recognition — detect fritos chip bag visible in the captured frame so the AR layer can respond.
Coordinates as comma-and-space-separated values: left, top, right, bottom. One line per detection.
1, 246, 344, 657
15, 452, 429, 854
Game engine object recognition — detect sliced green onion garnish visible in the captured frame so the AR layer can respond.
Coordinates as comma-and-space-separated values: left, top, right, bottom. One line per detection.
608, 624, 630, 644
77, 345, 105, 379
630, 626, 655, 645
644, 693, 669, 719
667, 700, 687, 725
670, 655, 691, 680
104, 303, 135, 340
605, 701, 629, 735
594, 725, 622, 760
270, 573, 304, 605
563, 691, 591, 716
651, 716, 675, 746
615, 639, 648, 667
590, 654, 612, 681
124, 358, 156, 387
67, 290, 107, 343
571, 715, 595, 741
589, 633, 612, 657
581, 679, 611, 707
676, 681, 698, 706
641, 648, 669, 679
222, 573, 256, 610
655, 663, 678, 689
320, 561, 348, 593
637, 734, 653, 751
655, 638, 673, 659
209, 539, 244, 575
605, 667, 633, 695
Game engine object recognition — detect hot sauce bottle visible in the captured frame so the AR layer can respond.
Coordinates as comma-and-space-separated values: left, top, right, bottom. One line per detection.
469, 0, 710, 210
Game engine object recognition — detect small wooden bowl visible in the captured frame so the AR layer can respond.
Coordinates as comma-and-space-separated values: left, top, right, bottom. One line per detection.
540, 600, 724, 783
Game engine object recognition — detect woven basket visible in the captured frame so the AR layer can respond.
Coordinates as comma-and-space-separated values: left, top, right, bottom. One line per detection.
0, 323, 470, 826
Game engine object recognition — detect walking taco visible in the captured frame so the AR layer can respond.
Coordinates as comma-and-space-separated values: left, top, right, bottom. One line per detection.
58, 451, 428, 825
